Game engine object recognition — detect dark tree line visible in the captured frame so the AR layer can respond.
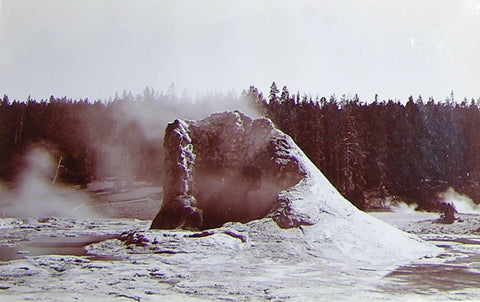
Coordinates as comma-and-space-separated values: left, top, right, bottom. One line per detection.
246, 83, 480, 210
0, 87, 251, 189
2, 85, 480, 211
0, 94, 164, 187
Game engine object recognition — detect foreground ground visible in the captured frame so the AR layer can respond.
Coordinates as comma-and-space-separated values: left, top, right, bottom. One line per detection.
0, 210, 480, 301
0, 181, 479, 301
372, 212, 480, 296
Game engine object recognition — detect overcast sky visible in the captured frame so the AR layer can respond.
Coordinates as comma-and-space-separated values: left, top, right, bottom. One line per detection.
1, 0, 480, 102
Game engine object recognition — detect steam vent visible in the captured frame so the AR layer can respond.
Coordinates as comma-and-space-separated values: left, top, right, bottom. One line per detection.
151, 111, 308, 230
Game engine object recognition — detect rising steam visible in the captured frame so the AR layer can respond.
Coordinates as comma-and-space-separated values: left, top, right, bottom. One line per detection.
0, 148, 100, 218
439, 187, 480, 214
117, 91, 261, 140
390, 202, 418, 214
96, 91, 261, 181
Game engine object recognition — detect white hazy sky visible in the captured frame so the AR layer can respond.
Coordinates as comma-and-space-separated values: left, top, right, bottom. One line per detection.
1, 0, 480, 102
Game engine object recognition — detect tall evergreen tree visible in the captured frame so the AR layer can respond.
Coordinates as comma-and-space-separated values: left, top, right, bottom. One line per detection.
269, 82, 279, 104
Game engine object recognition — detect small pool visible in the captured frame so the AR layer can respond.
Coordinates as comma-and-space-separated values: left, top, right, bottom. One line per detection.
0, 234, 121, 261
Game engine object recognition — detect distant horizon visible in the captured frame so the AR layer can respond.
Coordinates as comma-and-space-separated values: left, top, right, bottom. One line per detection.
0, 84, 470, 105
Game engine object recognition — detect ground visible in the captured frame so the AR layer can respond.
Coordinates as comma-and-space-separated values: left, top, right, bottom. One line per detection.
1, 183, 480, 301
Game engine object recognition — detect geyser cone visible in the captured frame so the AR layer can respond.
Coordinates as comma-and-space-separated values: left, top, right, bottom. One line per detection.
151, 111, 305, 230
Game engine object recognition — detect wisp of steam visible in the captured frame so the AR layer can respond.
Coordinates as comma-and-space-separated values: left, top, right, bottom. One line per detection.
439, 187, 480, 214
96, 91, 261, 181
0, 148, 100, 218
391, 202, 418, 214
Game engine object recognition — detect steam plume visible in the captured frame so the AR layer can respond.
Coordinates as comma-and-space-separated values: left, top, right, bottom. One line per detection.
0, 148, 99, 218
96, 90, 261, 181
439, 187, 480, 214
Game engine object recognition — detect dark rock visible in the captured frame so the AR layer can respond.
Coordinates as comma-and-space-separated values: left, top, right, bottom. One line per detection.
436, 202, 456, 224
151, 111, 306, 230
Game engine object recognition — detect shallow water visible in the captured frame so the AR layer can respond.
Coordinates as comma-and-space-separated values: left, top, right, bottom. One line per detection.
384, 263, 480, 293
0, 234, 121, 261
381, 237, 480, 294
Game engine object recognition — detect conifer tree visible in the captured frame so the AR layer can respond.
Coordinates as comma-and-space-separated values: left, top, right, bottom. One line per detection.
269, 82, 279, 104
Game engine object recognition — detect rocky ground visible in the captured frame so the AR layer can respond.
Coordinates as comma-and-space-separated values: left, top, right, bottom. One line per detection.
0, 209, 479, 301
1, 180, 480, 301
87, 181, 163, 220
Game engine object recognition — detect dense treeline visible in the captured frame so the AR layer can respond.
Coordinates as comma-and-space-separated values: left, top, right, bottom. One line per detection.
0, 88, 252, 189
0, 94, 164, 186
246, 83, 480, 210
2, 85, 480, 210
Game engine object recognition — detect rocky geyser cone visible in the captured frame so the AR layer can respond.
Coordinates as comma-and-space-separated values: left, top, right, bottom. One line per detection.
151, 111, 307, 230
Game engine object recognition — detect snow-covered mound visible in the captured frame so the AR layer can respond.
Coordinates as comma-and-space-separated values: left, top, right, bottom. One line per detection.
151, 111, 438, 263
